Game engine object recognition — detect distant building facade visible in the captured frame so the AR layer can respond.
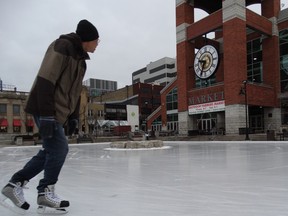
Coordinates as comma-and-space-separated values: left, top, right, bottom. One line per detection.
132, 57, 177, 86
83, 78, 117, 97
0, 90, 35, 135
89, 83, 164, 132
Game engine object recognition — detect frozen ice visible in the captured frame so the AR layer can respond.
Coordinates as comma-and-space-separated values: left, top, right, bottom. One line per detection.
0, 141, 288, 216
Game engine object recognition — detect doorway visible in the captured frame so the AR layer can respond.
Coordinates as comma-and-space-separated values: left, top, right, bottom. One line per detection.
197, 118, 217, 134
249, 106, 264, 133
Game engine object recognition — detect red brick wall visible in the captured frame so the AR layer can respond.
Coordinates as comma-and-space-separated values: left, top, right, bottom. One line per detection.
262, 36, 281, 107
176, 3, 194, 26
246, 9, 272, 36
278, 21, 288, 31
177, 41, 195, 111
223, 18, 247, 105
187, 10, 222, 41
188, 85, 225, 104
262, 0, 280, 18
176, 2, 194, 112
247, 84, 275, 107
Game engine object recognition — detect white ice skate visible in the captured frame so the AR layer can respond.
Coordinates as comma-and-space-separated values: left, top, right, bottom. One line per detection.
37, 185, 69, 215
0, 181, 30, 215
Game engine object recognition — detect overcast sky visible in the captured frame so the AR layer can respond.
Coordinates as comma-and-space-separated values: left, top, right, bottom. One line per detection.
0, 0, 288, 92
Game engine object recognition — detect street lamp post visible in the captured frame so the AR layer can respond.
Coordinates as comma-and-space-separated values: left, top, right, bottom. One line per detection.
240, 80, 250, 140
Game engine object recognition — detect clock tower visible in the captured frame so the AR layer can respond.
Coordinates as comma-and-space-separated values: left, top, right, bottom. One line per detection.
194, 45, 219, 80
173, 0, 282, 136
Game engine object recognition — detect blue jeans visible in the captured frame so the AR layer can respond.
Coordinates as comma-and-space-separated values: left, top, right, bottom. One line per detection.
10, 116, 69, 193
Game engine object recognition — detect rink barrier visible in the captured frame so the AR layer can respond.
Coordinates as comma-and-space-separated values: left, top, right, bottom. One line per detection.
110, 140, 163, 149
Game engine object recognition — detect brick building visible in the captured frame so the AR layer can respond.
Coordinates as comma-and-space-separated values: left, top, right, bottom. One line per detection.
148, 0, 288, 135
91, 83, 163, 132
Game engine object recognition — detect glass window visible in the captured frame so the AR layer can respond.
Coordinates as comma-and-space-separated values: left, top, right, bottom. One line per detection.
13, 105, 20, 115
279, 29, 288, 126
0, 104, 7, 114
167, 114, 178, 131
247, 38, 263, 83
166, 88, 178, 111
195, 75, 216, 88
0, 126, 7, 133
14, 126, 21, 133
280, 29, 288, 93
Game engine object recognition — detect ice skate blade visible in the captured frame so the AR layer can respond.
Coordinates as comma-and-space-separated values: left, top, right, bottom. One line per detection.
0, 193, 27, 215
37, 205, 68, 215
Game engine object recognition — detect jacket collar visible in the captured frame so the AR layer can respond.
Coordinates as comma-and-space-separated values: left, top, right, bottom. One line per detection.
59, 33, 90, 60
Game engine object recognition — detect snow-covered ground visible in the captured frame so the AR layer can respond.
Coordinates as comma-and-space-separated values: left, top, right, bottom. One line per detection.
0, 141, 287, 216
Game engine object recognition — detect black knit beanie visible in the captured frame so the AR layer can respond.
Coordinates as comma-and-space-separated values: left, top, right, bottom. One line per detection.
76, 20, 99, 42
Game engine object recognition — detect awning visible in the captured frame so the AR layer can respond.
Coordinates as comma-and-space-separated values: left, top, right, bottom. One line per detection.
13, 119, 21, 127
26, 119, 34, 127
0, 119, 8, 127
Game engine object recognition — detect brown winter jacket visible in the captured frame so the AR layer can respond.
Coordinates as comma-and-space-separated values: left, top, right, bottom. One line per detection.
25, 33, 89, 125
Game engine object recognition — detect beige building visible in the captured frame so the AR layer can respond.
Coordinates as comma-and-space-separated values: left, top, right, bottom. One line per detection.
0, 90, 35, 135
0, 87, 105, 137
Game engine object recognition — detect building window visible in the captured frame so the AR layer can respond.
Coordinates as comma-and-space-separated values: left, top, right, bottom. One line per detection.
167, 114, 178, 131
150, 65, 166, 74
97, 110, 104, 117
0, 119, 8, 133
0, 104, 7, 115
13, 119, 21, 133
166, 88, 178, 131
279, 29, 288, 125
13, 126, 21, 133
280, 29, 288, 93
26, 117, 34, 133
166, 87, 178, 111
13, 104, 20, 115
88, 109, 93, 117
167, 64, 175, 69
0, 127, 7, 132
195, 76, 216, 88
152, 116, 162, 131
105, 105, 127, 121
247, 38, 263, 83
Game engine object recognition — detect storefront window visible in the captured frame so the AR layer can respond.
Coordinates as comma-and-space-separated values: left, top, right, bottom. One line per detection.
13, 126, 21, 133
0, 118, 8, 133
0, 126, 7, 133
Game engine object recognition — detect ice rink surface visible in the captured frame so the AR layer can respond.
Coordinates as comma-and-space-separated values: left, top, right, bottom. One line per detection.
0, 141, 288, 216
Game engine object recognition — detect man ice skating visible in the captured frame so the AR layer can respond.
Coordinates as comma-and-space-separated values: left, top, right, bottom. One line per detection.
1, 19, 99, 214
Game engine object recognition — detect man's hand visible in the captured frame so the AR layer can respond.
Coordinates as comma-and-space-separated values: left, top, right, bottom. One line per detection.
39, 116, 56, 139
